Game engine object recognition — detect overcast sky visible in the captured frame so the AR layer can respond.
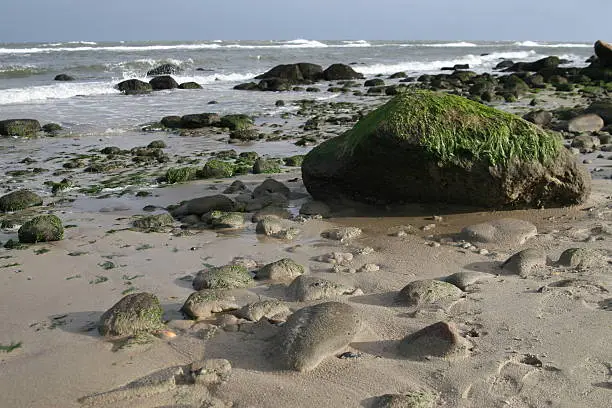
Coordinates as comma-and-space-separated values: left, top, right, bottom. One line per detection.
2, 0, 611, 43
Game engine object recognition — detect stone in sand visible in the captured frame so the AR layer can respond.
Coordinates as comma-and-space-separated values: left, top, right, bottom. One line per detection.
132, 212, 174, 231
0, 189, 43, 212
398, 321, 470, 359
321, 227, 362, 242
567, 113, 604, 133
301, 90, 590, 208
253, 178, 290, 199
171, 195, 235, 217
255, 216, 284, 236
372, 392, 437, 408
461, 218, 537, 246
557, 248, 608, 269
288, 275, 357, 301
234, 299, 291, 322
502, 248, 547, 277
18, 214, 64, 243
397, 279, 463, 306
571, 135, 600, 150
98, 292, 164, 337
181, 290, 238, 319
274, 302, 361, 372
256, 258, 305, 281
223, 180, 250, 194
442, 271, 494, 290
209, 211, 245, 229
192, 265, 253, 290
299, 200, 331, 218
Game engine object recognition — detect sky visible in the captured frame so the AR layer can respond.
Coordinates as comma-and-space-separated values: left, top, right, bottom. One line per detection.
1, 0, 611, 43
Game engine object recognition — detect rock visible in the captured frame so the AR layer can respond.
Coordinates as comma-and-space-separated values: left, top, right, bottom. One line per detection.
495, 60, 515, 70
507, 56, 560, 72
253, 178, 290, 198
256, 258, 305, 281
192, 265, 253, 290
567, 114, 604, 133
441, 271, 494, 290
585, 100, 612, 125
181, 290, 238, 319
209, 211, 244, 229
283, 155, 305, 167
502, 248, 547, 277
557, 248, 608, 269
149, 75, 178, 90
255, 63, 324, 82
18, 214, 64, 243
321, 227, 362, 242
171, 195, 235, 217
594, 40, 612, 67
389, 72, 407, 79
273, 302, 361, 372
397, 280, 463, 306
253, 158, 281, 174
223, 180, 250, 194
288, 275, 357, 301
398, 321, 470, 359
255, 216, 285, 236
364, 78, 385, 87
178, 82, 202, 89
132, 213, 174, 231
301, 90, 590, 209
147, 63, 181, 76
116, 79, 152, 94
179, 113, 221, 128
571, 135, 600, 149
0, 190, 43, 212
160, 115, 181, 128
299, 200, 331, 217
243, 193, 289, 212
54, 74, 74, 81
372, 392, 437, 408
523, 110, 553, 127
201, 159, 235, 179
0, 119, 41, 137
98, 293, 164, 336
323, 64, 364, 80
147, 140, 166, 149
461, 218, 537, 246
189, 359, 232, 386
319, 252, 354, 265
219, 114, 253, 131
42, 123, 62, 133
234, 299, 290, 322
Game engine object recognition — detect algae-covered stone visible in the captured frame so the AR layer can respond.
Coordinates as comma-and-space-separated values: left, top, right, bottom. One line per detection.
235, 299, 290, 322
372, 392, 437, 408
302, 90, 590, 208
181, 290, 238, 319
256, 258, 305, 281
199, 159, 234, 179
98, 292, 164, 336
288, 275, 357, 301
192, 265, 253, 290
0, 119, 41, 137
18, 214, 64, 243
253, 158, 281, 174
284, 155, 305, 167
219, 114, 253, 131
132, 213, 174, 231
116, 79, 153, 94
274, 302, 361, 372
163, 166, 199, 183
209, 211, 245, 229
0, 190, 43, 212
397, 279, 463, 306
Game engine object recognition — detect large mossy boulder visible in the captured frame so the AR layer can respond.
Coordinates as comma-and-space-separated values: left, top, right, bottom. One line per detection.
0, 190, 43, 212
301, 90, 590, 209
0, 119, 41, 137
98, 293, 164, 336
18, 214, 64, 243
116, 79, 153, 94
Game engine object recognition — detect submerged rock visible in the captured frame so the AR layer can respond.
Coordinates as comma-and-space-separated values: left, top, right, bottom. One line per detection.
18, 214, 64, 243
54, 73, 74, 81
116, 79, 152, 94
273, 302, 361, 372
98, 293, 164, 336
301, 90, 590, 208
0, 189, 43, 212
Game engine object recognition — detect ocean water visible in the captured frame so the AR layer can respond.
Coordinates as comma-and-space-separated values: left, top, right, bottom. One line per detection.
0, 39, 594, 135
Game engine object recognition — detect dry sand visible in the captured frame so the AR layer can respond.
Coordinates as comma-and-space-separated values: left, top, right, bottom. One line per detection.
0, 169, 610, 408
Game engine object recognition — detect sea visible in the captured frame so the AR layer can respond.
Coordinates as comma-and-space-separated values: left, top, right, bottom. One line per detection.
0, 39, 595, 136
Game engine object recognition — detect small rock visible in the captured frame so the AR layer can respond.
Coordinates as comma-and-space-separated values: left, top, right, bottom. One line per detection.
398, 321, 470, 360
358, 263, 380, 273
18, 214, 64, 243
461, 218, 537, 246
441, 271, 494, 290
502, 248, 547, 277
372, 392, 437, 408
181, 290, 238, 319
256, 258, 305, 281
234, 299, 290, 322
397, 280, 463, 306
98, 293, 164, 336
322, 227, 362, 242
318, 252, 354, 265
557, 248, 608, 269
192, 265, 253, 290
288, 275, 357, 301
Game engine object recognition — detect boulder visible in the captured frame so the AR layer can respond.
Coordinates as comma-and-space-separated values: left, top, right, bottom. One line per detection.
147, 63, 181, 76
257, 78, 292, 91
502, 248, 547, 277
523, 110, 553, 127
567, 114, 604, 133
494, 60, 514, 70
323, 64, 364, 80
253, 178, 290, 198
98, 293, 164, 336
199, 159, 234, 179
178, 82, 202, 89
571, 135, 600, 150
18, 214, 64, 243
179, 113, 220, 128
181, 290, 238, 319
116, 79, 152, 94
364, 78, 385, 87
161, 115, 182, 128
132, 213, 174, 231
287, 275, 357, 301
397, 280, 463, 306
54, 74, 74, 81
0, 190, 43, 212
255, 63, 323, 82
398, 321, 470, 359
170, 195, 235, 217
461, 218, 537, 246
557, 248, 608, 269
585, 100, 612, 125
192, 265, 253, 290
253, 158, 281, 174
256, 258, 305, 281
219, 114, 253, 131
235, 299, 290, 322
507, 56, 560, 72
0, 119, 41, 137
301, 90, 590, 209
273, 302, 361, 372
149, 75, 179, 90
594, 40, 612, 67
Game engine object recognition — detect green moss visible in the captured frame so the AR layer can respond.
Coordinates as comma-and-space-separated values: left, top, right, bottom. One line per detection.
0, 190, 43, 212
196, 265, 253, 289
164, 166, 199, 184
219, 114, 253, 131
198, 159, 234, 179
132, 213, 174, 231
284, 155, 305, 167
18, 214, 64, 243
98, 293, 164, 336
0, 342, 22, 353
329, 90, 561, 167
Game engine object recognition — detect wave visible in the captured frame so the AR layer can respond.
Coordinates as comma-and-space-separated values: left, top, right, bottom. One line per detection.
0, 65, 47, 78
513, 41, 591, 48
399, 41, 478, 48
0, 82, 119, 105
353, 51, 538, 75
42, 41, 98, 47
341, 40, 372, 47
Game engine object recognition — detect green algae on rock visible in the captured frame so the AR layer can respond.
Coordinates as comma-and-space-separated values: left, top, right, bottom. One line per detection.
302, 90, 590, 208
192, 265, 253, 290
0, 190, 43, 212
18, 214, 64, 243
199, 159, 234, 179
98, 292, 164, 337
0, 119, 41, 137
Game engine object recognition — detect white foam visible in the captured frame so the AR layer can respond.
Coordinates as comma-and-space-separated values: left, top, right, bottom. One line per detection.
172, 72, 259, 84
399, 41, 478, 48
341, 40, 372, 47
514, 41, 591, 48
0, 82, 120, 105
